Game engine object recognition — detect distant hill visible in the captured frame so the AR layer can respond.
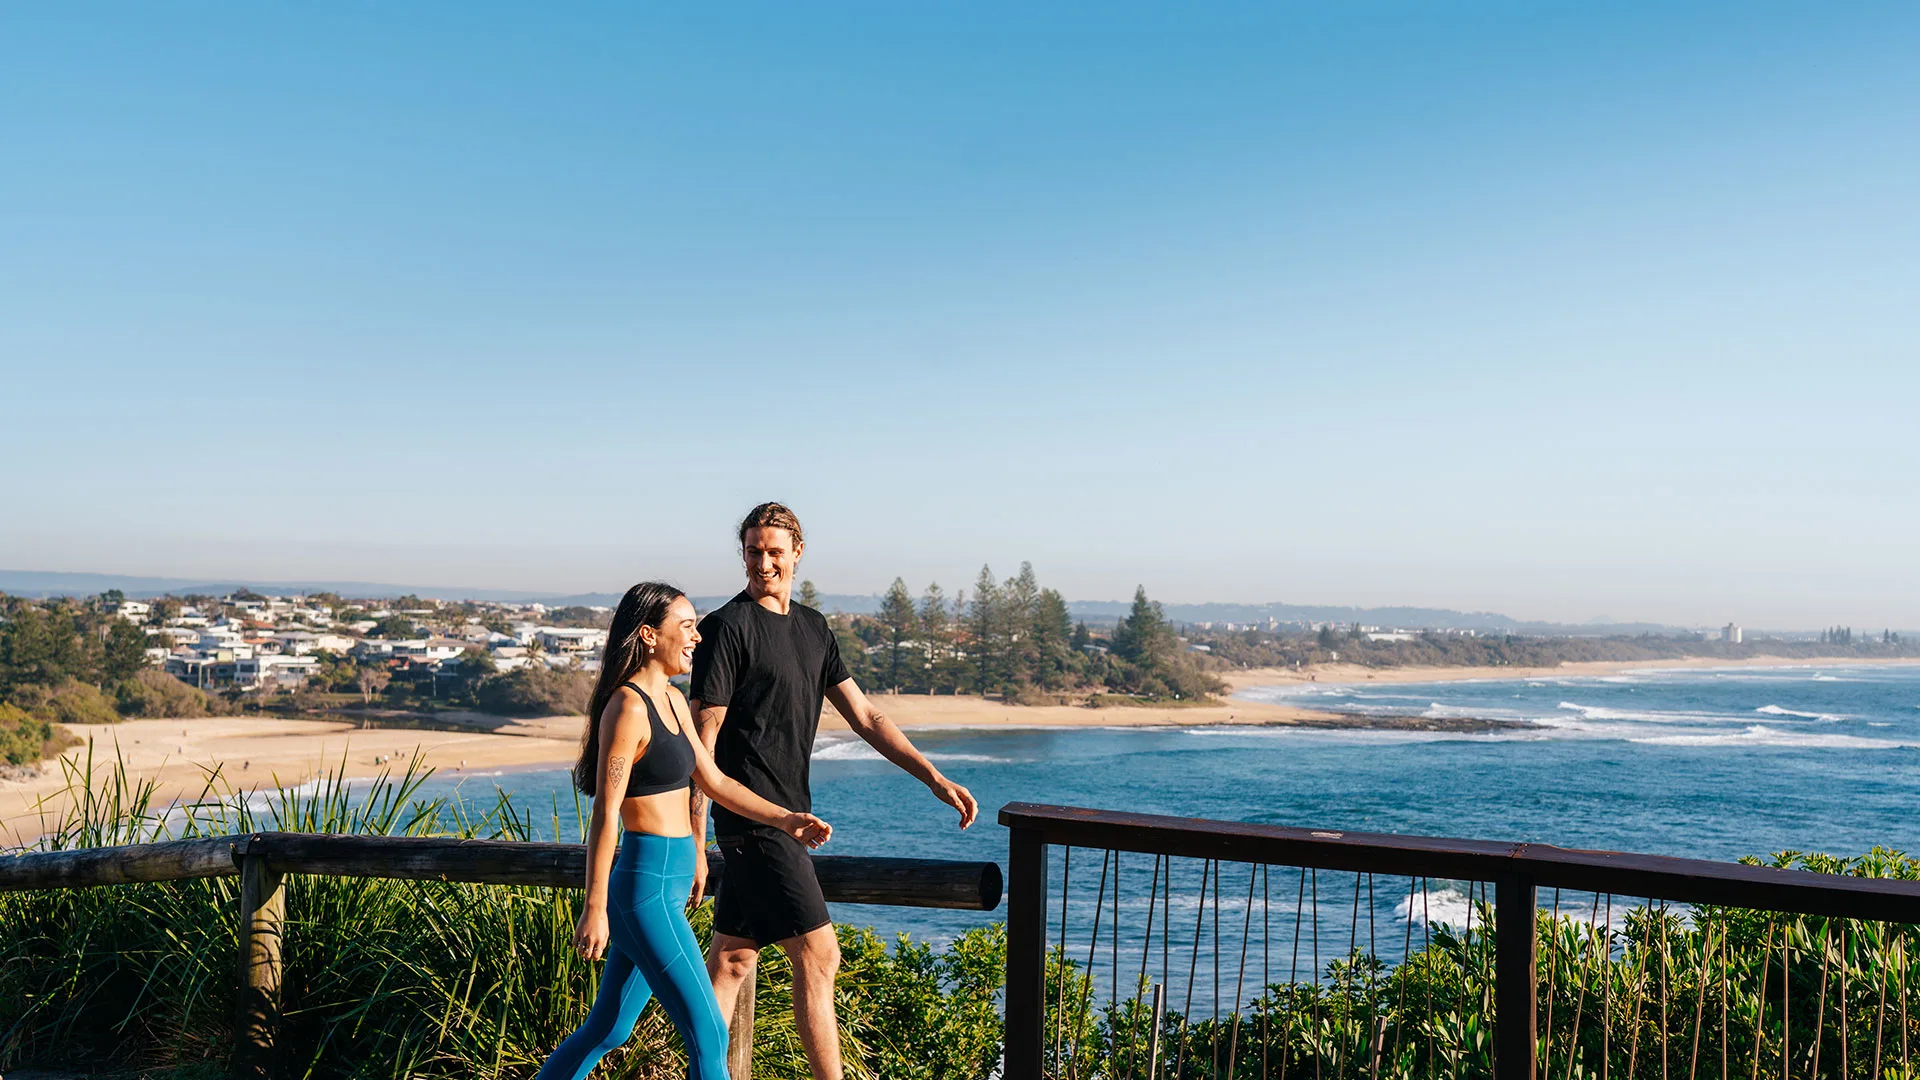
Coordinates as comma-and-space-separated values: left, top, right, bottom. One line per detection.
0, 569, 1684, 636
0, 570, 562, 604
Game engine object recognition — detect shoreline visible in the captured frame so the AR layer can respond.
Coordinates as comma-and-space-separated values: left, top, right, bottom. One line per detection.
1218, 654, 1920, 695
7, 654, 1911, 845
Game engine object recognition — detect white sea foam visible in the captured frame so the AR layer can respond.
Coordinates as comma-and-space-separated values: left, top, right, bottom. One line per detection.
1630, 725, 1906, 749
812, 739, 883, 761
1552, 702, 1741, 726
1179, 726, 1469, 745
812, 739, 1005, 764
1399, 887, 1474, 929
1754, 705, 1845, 721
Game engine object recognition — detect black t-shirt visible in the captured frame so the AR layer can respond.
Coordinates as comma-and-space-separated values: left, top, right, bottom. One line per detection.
691, 592, 851, 836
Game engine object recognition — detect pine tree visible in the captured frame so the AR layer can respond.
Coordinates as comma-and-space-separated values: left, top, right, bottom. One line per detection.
799, 580, 821, 609
878, 578, 917, 692
1003, 563, 1041, 686
969, 566, 1002, 694
1110, 586, 1171, 664
1032, 588, 1078, 690
918, 583, 951, 692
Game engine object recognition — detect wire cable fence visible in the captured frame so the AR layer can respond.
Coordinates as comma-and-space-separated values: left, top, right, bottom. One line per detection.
1000, 803, 1920, 1080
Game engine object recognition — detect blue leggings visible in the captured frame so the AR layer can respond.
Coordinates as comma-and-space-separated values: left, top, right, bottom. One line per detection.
537, 832, 730, 1080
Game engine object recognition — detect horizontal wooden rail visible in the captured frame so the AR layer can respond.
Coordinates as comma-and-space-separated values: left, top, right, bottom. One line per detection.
5, 832, 1001, 1080
999, 802, 1920, 923
999, 801, 1920, 1080
1, 832, 1004, 911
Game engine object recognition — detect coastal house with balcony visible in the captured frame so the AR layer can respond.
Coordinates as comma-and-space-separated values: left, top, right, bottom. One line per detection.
272, 630, 357, 655
534, 627, 608, 656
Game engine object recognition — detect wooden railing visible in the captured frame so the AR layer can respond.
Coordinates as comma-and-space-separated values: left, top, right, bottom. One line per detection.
999, 803, 1920, 1080
1, 832, 1002, 1079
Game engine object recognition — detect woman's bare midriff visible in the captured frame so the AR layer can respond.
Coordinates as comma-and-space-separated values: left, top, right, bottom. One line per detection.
620, 788, 695, 837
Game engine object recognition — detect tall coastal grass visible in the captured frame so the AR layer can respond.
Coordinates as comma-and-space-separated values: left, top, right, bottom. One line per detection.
0, 748, 1003, 1079
6, 748, 1918, 1079
1044, 858, 1920, 1080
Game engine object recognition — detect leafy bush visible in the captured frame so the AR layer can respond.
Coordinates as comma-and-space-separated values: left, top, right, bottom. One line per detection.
473, 666, 593, 716
8, 679, 122, 726
0, 701, 78, 765
114, 668, 227, 718
0, 757, 1009, 1079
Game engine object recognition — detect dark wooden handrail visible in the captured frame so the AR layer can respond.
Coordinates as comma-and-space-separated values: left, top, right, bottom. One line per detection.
0, 831, 1004, 910
999, 802, 1920, 923
998, 801, 1920, 1080
4, 831, 1001, 1080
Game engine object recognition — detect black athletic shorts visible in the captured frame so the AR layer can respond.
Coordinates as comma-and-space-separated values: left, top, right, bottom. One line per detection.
713, 827, 831, 947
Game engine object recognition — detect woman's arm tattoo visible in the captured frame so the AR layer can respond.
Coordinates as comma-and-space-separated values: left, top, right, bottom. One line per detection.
606, 755, 627, 782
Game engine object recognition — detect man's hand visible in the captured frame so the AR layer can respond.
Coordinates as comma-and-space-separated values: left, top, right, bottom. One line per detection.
932, 776, 978, 829
688, 848, 710, 909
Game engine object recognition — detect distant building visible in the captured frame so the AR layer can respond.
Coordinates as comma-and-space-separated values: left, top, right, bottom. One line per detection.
1722, 623, 1743, 644
115, 600, 151, 623
272, 630, 357, 655
535, 627, 609, 655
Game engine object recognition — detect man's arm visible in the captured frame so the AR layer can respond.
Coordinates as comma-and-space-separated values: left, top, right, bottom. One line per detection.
825, 679, 978, 829
685, 699, 727, 906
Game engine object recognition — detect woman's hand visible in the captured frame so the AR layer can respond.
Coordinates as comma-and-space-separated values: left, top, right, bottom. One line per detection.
779, 812, 833, 849
573, 904, 611, 960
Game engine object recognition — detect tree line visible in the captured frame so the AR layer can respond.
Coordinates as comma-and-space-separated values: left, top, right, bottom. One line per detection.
819, 564, 1222, 703
1192, 622, 1920, 671
0, 593, 229, 765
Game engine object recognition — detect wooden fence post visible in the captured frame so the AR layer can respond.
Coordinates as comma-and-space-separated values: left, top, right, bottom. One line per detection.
1003, 826, 1048, 1080
726, 974, 756, 1079
234, 841, 286, 1080
1495, 873, 1538, 1080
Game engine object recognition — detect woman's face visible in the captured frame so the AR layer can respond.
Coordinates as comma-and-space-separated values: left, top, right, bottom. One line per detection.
646, 596, 701, 676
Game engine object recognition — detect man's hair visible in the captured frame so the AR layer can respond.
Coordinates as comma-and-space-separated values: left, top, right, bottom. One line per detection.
738, 502, 804, 548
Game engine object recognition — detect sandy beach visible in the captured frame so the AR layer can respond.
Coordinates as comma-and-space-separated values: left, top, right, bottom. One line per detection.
0, 715, 584, 846
8, 654, 1916, 845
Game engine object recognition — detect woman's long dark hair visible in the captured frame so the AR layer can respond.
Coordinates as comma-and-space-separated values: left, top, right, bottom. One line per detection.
574, 581, 686, 796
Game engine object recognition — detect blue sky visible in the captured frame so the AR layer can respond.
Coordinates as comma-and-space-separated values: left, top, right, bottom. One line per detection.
3, 4, 1916, 627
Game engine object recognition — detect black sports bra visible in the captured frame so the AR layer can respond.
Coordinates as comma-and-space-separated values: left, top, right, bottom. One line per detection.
620, 682, 695, 797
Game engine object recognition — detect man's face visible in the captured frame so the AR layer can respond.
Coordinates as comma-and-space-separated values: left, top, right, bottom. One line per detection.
741, 526, 803, 599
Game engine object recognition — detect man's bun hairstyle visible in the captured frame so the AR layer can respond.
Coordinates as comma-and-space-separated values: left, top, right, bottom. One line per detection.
738, 502, 804, 548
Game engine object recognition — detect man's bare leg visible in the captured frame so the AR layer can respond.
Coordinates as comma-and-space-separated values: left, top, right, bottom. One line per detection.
782, 924, 844, 1080
708, 932, 760, 1027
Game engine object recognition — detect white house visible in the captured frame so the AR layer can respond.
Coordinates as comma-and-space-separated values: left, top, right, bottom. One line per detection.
236, 654, 320, 688
273, 630, 357, 655
535, 628, 608, 655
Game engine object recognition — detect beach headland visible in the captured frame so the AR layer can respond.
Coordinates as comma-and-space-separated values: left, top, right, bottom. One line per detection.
8, 654, 1914, 845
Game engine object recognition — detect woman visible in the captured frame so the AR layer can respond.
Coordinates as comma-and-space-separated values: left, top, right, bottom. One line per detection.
538, 582, 831, 1080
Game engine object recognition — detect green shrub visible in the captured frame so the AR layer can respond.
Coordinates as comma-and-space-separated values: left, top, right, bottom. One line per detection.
7, 679, 122, 726
473, 665, 593, 716
0, 757, 1009, 1079
0, 701, 78, 765
115, 667, 226, 718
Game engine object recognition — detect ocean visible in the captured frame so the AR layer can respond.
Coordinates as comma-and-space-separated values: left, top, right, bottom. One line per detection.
414, 662, 1920, 993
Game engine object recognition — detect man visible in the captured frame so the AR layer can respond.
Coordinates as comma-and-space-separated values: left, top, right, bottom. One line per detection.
688, 502, 977, 1080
